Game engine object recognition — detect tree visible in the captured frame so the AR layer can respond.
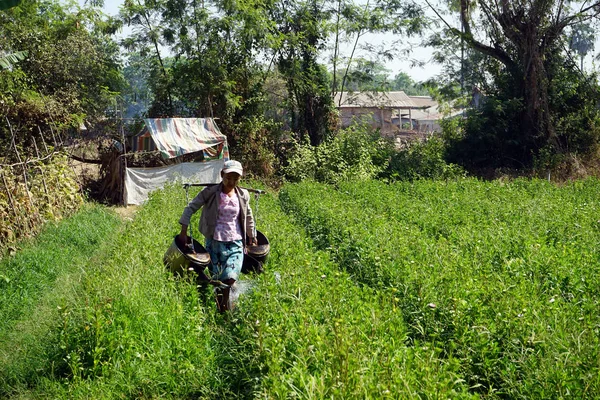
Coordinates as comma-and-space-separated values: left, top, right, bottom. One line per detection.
0, 0, 21, 10
273, 0, 336, 145
331, 58, 391, 92
120, 0, 175, 116
116, 0, 426, 154
426, 0, 600, 169
330, 0, 426, 102
390, 71, 429, 95
122, 53, 152, 118
0, 0, 124, 151
569, 23, 595, 70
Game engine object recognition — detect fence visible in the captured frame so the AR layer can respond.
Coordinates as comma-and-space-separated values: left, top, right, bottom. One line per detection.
0, 117, 84, 251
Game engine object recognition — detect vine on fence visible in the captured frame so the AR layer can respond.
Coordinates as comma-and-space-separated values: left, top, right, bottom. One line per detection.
0, 155, 84, 252
0, 119, 84, 254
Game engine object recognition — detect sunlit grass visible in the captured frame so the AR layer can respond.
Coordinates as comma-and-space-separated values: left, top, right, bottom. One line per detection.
281, 178, 600, 398
3, 178, 600, 398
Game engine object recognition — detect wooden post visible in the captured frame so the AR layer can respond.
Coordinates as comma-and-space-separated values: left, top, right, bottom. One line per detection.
409, 108, 413, 130
37, 126, 49, 154
32, 136, 50, 197
6, 117, 34, 209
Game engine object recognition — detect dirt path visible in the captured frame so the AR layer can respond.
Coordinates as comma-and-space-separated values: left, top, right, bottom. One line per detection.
112, 205, 139, 221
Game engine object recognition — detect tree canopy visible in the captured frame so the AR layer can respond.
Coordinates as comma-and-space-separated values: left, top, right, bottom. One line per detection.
6, 0, 600, 177
426, 0, 600, 170
0, 0, 124, 151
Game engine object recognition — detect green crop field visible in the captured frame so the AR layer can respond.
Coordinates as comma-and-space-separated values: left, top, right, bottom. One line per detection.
1, 178, 599, 399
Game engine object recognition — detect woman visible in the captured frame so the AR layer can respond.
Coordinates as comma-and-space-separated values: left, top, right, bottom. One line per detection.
178, 160, 256, 312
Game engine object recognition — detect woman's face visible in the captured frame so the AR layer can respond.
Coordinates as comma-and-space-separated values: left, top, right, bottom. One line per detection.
222, 171, 241, 190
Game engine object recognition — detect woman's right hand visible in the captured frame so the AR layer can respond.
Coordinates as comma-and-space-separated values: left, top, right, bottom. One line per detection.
178, 232, 188, 246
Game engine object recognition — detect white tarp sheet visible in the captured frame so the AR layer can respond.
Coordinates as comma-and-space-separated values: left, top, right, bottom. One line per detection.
124, 160, 224, 205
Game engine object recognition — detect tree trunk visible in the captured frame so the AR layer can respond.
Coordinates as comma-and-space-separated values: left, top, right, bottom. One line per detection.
521, 45, 558, 152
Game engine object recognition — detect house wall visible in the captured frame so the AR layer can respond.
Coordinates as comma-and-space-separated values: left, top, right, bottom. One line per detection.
416, 120, 441, 133
339, 107, 395, 135
129, 131, 157, 152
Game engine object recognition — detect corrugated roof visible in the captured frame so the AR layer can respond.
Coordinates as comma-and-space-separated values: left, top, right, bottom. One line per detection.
408, 96, 437, 109
397, 108, 464, 122
334, 91, 422, 109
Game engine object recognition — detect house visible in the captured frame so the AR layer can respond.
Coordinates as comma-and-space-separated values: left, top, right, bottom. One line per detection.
391, 96, 464, 133
334, 91, 427, 136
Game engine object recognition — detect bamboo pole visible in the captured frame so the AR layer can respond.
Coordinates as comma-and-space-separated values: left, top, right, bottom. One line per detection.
120, 98, 127, 206
32, 136, 50, 197
6, 117, 34, 210
41, 95, 63, 148
66, 144, 85, 197
1, 170, 18, 220
0, 152, 56, 168
49, 125, 58, 148
37, 126, 49, 154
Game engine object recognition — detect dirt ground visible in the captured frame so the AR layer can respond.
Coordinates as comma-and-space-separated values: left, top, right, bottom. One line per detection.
70, 159, 100, 183
112, 205, 139, 221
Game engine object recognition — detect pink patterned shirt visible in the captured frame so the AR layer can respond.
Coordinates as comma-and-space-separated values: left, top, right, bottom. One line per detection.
213, 192, 243, 242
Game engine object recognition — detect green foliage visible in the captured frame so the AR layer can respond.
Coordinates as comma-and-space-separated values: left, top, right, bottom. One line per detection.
332, 58, 392, 92
281, 178, 600, 398
227, 115, 282, 178
0, 154, 85, 253
223, 186, 474, 398
389, 71, 429, 95
4, 178, 600, 398
446, 95, 528, 170
383, 135, 465, 181
284, 121, 463, 184
0, 205, 121, 394
428, 0, 600, 172
0, 0, 124, 149
329, 62, 429, 96
0, 183, 475, 398
1, 186, 222, 397
283, 122, 393, 184
442, 56, 600, 172
0, 51, 28, 70
119, 0, 425, 154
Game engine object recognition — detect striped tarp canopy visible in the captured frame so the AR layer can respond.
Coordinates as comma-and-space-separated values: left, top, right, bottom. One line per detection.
144, 118, 229, 160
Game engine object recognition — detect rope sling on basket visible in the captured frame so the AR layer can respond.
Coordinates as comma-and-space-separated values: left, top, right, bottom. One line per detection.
163, 183, 270, 288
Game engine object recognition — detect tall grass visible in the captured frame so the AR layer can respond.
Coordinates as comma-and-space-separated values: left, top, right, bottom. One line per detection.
280, 178, 600, 398
4, 178, 599, 398
211, 188, 474, 398
1, 183, 473, 399
0, 205, 122, 395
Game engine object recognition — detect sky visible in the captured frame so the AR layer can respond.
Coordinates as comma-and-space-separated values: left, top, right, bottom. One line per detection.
88, 0, 443, 82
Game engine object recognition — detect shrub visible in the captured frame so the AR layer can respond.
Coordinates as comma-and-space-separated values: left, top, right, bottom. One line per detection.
382, 135, 465, 181
283, 122, 394, 184
226, 115, 283, 179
